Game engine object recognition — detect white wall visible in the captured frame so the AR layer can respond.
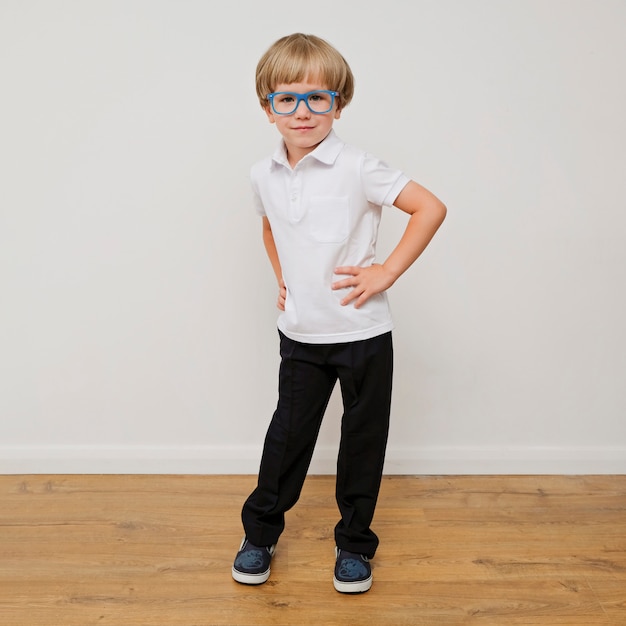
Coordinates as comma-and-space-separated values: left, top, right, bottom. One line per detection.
1, 0, 625, 474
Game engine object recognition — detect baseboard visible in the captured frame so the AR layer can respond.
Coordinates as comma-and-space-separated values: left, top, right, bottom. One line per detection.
1, 444, 625, 474
381, 445, 626, 475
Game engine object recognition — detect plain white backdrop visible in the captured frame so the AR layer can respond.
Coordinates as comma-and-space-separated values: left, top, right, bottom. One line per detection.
1, 0, 625, 473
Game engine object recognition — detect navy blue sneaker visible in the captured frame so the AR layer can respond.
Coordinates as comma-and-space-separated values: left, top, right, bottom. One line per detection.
333, 547, 373, 593
232, 537, 276, 585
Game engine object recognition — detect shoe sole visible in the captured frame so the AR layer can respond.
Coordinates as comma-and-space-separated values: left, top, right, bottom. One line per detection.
232, 565, 271, 585
333, 574, 373, 593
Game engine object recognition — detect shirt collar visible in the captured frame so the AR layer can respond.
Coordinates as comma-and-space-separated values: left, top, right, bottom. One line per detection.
271, 129, 344, 169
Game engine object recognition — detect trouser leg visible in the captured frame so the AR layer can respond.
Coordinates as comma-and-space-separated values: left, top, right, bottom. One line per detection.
334, 332, 393, 558
241, 332, 337, 547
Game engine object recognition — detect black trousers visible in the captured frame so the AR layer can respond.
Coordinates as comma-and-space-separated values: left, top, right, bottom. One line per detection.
241, 330, 393, 558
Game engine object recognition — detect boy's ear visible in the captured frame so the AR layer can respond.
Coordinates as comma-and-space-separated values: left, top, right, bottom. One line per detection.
334, 107, 342, 120
263, 106, 276, 124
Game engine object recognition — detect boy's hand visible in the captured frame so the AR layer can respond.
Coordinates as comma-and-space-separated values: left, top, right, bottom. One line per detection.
277, 278, 287, 311
332, 264, 395, 308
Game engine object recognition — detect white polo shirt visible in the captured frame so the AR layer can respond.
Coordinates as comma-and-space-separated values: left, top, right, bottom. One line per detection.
251, 130, 410, 344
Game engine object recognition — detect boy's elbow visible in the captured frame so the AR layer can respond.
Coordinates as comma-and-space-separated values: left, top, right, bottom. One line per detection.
434, 199, 447, 225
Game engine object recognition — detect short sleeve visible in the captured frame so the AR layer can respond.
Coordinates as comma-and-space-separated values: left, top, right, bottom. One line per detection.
361, 153, 411, 207
250, 168, 266, 216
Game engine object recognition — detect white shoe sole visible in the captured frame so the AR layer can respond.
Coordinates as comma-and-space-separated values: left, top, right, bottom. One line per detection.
232, 565, 272, 585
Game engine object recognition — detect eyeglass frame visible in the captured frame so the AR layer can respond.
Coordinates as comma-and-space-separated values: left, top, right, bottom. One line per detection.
266, 90, 340, 115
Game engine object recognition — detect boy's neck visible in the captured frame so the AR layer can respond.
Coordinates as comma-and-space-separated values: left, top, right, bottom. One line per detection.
283, 129, 333, 168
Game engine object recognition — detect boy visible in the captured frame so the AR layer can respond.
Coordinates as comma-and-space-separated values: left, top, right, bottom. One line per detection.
232, 33, 446, 593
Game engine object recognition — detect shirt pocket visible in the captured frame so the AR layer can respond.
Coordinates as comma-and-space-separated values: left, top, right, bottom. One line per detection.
307, 196, 349, 243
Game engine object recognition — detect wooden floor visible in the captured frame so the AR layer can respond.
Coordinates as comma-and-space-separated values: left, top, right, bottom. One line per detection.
0, 475, 625, 625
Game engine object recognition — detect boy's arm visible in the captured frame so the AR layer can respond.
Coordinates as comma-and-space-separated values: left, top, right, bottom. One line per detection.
262, 216, 287, 311
332, 180, 446, 308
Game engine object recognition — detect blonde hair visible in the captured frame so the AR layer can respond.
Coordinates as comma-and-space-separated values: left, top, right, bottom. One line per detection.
255, 33, 355, 110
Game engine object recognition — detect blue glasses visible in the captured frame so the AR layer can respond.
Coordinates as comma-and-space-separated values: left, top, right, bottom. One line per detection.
267, 90, 339, 115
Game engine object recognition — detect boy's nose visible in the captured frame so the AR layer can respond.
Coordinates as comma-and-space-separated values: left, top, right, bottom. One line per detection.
294, 99, 311, 116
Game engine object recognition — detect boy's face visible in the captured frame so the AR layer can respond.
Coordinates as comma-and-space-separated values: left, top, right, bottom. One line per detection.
264, 78, 341, 165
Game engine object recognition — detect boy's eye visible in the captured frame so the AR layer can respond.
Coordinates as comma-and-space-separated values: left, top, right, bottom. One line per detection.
308, 92, 332, 104
277, 94, 296, 104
